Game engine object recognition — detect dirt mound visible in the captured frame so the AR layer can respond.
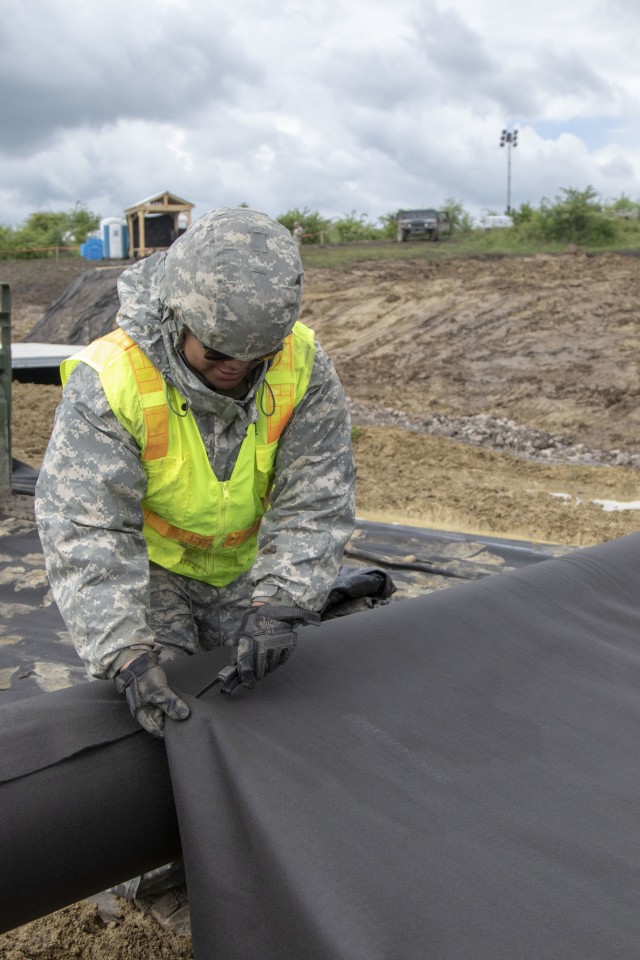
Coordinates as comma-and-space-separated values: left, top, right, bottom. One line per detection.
303, 251, 640, 453
0, 898, 192, 960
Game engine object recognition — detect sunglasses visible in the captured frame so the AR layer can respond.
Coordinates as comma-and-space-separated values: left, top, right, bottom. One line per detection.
200, 342, 282, 363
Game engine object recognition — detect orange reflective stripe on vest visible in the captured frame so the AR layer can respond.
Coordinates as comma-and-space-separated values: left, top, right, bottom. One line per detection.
105, 330, 170, 461
143, 509, 261, 550
143, 509, 214, 550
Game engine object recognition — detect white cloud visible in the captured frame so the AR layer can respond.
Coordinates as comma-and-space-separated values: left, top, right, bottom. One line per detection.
1, 0, 639, 227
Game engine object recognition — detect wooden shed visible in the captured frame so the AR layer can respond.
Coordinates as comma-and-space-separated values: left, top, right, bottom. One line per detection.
124, 191, 195, 259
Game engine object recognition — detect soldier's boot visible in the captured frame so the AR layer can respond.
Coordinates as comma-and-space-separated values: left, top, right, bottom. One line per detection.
134, 884, 191, 937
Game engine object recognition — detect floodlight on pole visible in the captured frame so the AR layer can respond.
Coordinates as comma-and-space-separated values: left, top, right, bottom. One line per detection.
499, 128, 518, 214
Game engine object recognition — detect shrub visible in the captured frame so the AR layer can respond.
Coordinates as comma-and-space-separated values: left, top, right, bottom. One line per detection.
277, 208, 332, 244
332, 211, 384, 243
515, 187, 618, 245
0, 204, 100, 259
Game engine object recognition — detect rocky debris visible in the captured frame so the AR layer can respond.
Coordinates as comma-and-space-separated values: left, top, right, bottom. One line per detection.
348, 402, 640, 470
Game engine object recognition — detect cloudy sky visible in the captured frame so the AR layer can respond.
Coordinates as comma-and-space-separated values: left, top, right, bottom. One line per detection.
1, 0, 638, 229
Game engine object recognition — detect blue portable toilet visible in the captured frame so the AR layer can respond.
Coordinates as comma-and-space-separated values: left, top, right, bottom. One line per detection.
100, 218, 129, 259
80, 237, 103, 261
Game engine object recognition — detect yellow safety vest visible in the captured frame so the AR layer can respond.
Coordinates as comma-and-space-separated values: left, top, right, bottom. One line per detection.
61, 322, 316, 586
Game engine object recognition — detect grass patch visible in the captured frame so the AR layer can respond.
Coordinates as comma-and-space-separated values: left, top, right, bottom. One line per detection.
300, 235, 640, 270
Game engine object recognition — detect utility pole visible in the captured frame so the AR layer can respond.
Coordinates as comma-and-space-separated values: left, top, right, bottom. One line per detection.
499, 128, 518, 214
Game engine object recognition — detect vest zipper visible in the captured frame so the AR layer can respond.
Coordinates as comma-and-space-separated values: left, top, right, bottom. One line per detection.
220, 482, 231, 539
209, 482, 231, 578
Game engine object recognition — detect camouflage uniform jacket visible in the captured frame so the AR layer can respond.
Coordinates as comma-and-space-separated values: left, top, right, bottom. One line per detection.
35, 252, 356, 678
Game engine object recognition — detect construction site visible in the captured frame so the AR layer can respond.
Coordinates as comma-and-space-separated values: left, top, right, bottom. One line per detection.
1, 247, 640, 959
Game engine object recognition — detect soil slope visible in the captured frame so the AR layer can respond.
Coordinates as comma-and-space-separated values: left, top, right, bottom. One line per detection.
303, 251, 640, 453
2, 248, 640, 957
6, 250, 640, 546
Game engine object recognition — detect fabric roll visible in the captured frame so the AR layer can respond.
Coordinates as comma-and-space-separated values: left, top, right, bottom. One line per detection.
0, 675, 186, 932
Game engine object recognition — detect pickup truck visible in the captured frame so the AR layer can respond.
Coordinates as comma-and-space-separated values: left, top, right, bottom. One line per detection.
396, 209, 451, 242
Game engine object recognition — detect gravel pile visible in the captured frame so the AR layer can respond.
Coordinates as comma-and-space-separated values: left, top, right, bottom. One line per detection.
348, 402, 640, 469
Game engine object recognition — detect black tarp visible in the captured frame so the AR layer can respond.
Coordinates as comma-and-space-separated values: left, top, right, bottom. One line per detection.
10, 458, 39, 494
165, 533, 640, 960
2, 532, 640, 957
0, 494, 571, 704
22, 267, 122, 345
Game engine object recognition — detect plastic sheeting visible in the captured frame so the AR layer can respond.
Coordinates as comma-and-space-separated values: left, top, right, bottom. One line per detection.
2, 532, 640, 957
0, 507, 399, 703
0, 504, 571, 704
22, 266, 122, 345
164, 532, 640, 960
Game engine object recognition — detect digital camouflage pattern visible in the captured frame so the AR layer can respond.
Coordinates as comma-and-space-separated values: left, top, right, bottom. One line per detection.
158, 207, 304, 360
34, 208, 356, 679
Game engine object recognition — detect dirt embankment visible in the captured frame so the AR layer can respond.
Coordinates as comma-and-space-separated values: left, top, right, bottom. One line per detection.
6, 250, 640, 547
302, 251, 640, 453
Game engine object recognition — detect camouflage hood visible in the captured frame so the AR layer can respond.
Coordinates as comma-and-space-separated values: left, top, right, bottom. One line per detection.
115, 207, 304, 416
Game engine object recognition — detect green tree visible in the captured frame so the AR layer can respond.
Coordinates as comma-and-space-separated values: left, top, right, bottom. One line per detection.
332, 211, 383, 243
534, 186, 617, 245
0, 204, 101, 258
603, 193, 640, 222
21, 205, 99, 245
277, 208, 331, 244
0, 224, 19, 260
441, 197, 473, 234
64, 204, 101, 243
377, 213, 398, 240
510, 201, 535, 227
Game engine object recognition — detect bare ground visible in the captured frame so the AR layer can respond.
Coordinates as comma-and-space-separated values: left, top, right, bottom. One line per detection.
7, 250, 640, 546
2, 248, 640, 957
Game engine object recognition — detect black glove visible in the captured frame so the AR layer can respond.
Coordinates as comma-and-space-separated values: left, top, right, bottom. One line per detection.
114, 651, 190, 738
219, 604, 320, 695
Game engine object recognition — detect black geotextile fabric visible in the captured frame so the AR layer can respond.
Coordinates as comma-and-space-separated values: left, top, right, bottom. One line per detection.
2, 532, 640, 953
163, 532, 640, 960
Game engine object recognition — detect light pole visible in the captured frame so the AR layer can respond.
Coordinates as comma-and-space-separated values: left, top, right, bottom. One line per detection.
499, 128, 518, 214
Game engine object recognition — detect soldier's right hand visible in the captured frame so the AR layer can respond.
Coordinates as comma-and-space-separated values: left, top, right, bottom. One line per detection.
113, 651, 190, 738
